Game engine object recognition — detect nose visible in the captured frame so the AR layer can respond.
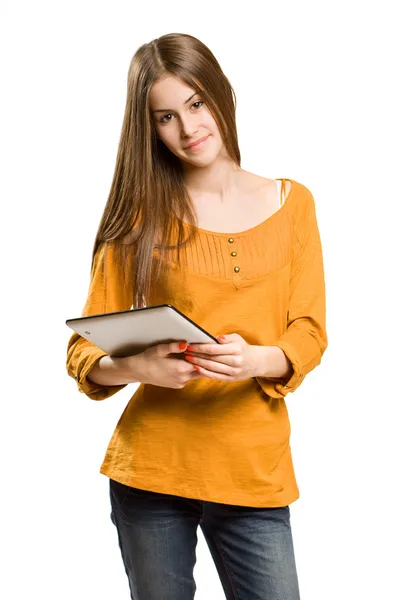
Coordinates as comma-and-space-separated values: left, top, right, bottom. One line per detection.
179, 115, 199, 139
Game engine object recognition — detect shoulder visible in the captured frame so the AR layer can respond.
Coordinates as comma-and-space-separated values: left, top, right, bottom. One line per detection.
280, 178, 316, 214
241, 171, 295, 200
281, 181, 321, 247
240, 171, 315, 211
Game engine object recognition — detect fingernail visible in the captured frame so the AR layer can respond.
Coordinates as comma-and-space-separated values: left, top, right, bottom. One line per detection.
187, 345, 194, 351
179, 342, 187, 350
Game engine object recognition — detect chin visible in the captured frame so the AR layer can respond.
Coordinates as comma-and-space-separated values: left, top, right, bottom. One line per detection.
185, 152, 217, 167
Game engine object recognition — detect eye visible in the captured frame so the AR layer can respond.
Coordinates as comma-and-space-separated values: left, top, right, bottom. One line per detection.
159, 100, 204, 124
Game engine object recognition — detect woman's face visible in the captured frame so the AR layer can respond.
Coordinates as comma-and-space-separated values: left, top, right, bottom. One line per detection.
149, 75, 225, 166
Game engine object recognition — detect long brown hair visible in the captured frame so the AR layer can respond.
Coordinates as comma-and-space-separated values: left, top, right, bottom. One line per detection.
91, 33, 241, 308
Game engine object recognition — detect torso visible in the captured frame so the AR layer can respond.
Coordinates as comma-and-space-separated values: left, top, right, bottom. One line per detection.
185, 170, 292, 234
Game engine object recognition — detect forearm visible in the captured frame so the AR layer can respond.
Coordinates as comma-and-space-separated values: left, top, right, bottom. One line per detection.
252, 345, 294, 380
87, 354, 141, 386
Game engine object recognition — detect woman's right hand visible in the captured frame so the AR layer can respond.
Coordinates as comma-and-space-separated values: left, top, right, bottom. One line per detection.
119, 341, 201, 389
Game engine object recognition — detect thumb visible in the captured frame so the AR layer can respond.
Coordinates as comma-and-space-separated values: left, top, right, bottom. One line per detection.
217, 334, 231, 343
172, 340, 188, 353
156, 340, 188, 356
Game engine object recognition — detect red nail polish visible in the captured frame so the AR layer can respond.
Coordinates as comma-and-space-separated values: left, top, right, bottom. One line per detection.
179, 342, 187, 350
187, 345, 194, 351
185, 355, 194, 361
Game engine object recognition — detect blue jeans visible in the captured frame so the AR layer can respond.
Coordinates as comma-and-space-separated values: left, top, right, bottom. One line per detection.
109, 478, 301, 600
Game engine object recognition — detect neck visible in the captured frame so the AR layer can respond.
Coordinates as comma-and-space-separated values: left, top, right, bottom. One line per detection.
182, 155, 242, 201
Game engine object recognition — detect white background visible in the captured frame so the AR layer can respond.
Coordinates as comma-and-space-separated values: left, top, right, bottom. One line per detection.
2, 1, 399, 598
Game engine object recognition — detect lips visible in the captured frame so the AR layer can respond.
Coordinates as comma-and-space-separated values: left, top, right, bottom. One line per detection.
185, 135, 209, 149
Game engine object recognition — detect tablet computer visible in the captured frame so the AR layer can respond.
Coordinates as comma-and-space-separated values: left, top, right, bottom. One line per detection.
65, 304, 219, 358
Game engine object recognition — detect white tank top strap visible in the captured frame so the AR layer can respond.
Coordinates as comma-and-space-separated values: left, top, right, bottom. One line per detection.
275, 178, 286, 209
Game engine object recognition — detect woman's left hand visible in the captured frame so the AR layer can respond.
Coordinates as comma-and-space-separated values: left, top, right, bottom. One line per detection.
182, 333, 264, 382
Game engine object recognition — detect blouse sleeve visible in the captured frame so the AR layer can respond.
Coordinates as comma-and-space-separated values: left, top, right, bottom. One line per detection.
66, 241, 134, 401
256, 185, 328, 399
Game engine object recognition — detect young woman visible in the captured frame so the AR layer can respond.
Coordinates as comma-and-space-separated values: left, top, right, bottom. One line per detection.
66, 32, 328, 600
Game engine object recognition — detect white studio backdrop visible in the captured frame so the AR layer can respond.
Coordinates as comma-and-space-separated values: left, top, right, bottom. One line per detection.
1, 1, 399, 598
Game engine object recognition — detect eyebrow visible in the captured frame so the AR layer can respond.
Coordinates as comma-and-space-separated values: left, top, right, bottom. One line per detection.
151, 92, 199, 114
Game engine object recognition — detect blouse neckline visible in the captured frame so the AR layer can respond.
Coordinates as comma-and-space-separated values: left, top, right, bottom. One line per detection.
179, 178, 295, 239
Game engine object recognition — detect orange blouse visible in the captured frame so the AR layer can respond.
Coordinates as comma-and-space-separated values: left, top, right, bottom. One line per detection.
66, 178, 328, 507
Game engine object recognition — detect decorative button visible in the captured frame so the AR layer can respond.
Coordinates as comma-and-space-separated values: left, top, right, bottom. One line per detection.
234, 266, 240, 273
231, 251, 237, 257
228, 237, 234, 243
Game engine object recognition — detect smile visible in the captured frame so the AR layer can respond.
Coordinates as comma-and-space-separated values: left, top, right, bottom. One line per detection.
185, 135, 210, 151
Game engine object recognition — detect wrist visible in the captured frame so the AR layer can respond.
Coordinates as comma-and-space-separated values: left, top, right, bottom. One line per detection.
115, 353, 145, 384
252, 345, 293, 379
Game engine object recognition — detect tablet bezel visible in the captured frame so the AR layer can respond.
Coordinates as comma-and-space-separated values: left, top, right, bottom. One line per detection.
66, 303, 220, 345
